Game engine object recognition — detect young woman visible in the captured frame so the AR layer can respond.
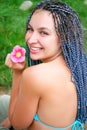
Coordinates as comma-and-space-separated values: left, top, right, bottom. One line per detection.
3, 0, 87, 130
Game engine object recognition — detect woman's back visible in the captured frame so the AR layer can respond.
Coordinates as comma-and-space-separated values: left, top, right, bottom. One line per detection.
27, 55, 77, 130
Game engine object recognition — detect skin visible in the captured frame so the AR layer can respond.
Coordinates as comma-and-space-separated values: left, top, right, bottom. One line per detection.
5, 10, 77, 130
25, 10, 62, 62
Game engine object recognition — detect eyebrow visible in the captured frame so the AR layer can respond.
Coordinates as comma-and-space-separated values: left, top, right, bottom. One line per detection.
28, 24, 51, 32
28, 24, 32, 28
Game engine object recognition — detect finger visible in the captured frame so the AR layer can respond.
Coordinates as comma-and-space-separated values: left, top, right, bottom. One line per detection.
5, 54, 13, 68
12, 61, 26, 70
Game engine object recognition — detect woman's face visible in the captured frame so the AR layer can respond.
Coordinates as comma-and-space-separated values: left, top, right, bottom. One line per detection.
25, 10, 61, 62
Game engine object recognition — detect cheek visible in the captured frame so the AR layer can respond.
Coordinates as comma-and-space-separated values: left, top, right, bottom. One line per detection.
54, 37, 61, 48
25, 32, 30, 42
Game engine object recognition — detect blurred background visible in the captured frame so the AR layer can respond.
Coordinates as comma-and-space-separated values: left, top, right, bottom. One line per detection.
0, 0, 87, 90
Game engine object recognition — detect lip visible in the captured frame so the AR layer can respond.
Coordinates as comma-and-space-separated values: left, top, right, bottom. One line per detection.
30, 47, 41, 54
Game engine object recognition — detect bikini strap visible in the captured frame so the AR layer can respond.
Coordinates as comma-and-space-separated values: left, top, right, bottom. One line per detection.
34, 114, 84, 130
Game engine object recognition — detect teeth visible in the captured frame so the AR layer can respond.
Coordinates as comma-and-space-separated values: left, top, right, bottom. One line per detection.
31, 47, 40, 51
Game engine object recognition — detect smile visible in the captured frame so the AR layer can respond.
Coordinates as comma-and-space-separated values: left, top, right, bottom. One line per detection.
30, 47, 42, 54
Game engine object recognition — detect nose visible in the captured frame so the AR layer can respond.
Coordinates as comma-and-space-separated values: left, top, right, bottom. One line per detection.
26, 31, 38, 44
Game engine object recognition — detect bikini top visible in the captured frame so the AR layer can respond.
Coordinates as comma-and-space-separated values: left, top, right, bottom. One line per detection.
34, 113, 84, 130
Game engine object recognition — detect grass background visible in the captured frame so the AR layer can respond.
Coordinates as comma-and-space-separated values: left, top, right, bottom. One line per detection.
0, 0, 87, 89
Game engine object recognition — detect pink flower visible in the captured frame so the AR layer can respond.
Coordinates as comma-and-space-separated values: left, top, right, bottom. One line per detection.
11, 45, 26, 63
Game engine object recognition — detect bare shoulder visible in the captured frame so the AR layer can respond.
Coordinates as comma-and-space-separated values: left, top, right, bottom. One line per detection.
22, 61, 71, 83
21, 60, 72, 93
21, 63, 48, 92
23, 63, 47, 81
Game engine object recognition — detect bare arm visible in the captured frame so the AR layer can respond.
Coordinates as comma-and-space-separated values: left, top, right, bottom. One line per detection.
5, 54, 26, 129
5, 54, 40, 129
10, 69, 40, 129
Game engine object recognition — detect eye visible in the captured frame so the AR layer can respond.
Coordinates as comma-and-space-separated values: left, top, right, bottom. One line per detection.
40, 31, 48, 36
27, 27, 33, 32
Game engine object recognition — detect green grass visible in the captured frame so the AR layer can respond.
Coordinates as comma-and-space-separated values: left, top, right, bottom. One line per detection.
0, 0, 40, 88
0, 0, 87, 88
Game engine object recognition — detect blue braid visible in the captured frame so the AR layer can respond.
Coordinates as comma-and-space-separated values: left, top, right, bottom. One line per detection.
26, 0, 87, 123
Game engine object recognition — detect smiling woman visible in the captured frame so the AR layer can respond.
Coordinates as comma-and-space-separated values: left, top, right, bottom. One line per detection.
25, 10, 61, 62
1, 0, 87, 130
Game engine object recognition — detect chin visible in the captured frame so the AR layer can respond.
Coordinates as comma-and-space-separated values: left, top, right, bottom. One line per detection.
30, 53, 42, 60
30, 56, 40, 61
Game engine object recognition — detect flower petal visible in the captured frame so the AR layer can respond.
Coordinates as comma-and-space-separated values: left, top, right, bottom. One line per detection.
11, 45, 26, 63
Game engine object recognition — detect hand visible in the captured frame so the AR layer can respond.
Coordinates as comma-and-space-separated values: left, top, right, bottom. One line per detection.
5, 53, 26, 72
0, 117, 11, 128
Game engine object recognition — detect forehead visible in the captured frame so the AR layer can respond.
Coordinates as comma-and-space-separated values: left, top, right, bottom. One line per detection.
29, 10, 55, 30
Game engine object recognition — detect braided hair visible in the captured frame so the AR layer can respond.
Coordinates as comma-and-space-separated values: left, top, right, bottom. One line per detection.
26, 0, 87, 123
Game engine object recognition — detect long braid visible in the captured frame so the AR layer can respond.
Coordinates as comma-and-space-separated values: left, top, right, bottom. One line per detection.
26, 0, 87, 123
52, 2, 87, 122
